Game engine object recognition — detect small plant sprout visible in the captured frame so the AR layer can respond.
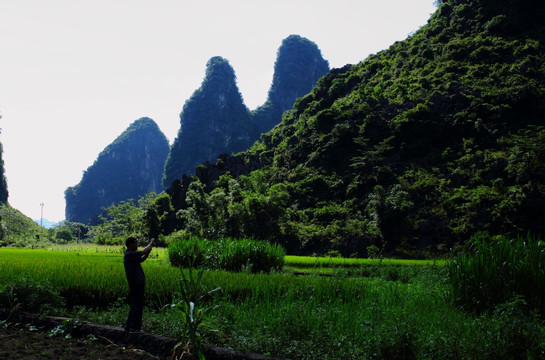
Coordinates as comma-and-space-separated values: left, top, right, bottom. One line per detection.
170, 249, 221, 360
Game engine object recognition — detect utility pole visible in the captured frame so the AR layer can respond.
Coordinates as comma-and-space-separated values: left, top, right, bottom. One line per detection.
40, 202, 44, 227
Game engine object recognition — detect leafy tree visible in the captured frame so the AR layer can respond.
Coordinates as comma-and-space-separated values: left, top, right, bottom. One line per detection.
54, 221, 89, 242
366, 184, 413, 251
89, 192, 159, 242
55, 228, 73, 243
176, 181, 213, 237
143, 192, 173, 240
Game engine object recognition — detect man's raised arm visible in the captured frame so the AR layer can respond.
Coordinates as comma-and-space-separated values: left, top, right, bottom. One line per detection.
140, 238, 155, 262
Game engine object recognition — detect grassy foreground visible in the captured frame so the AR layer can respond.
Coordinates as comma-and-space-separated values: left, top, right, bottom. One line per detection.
0, 247, 543, 359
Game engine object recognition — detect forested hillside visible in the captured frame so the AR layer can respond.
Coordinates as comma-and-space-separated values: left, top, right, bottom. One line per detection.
153, 0, 545, 256
65, 118, 169, 224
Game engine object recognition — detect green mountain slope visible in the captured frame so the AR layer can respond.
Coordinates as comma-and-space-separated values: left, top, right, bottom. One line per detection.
159, 0, 545, 256
0, 204, 46, 246
163, 37, 328, 189
162, 57, 253, 188
251, 35, 330, 135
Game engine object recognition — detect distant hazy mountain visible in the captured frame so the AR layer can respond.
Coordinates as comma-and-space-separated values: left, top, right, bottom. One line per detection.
251, 34, 330, 135
65, 117, 169, 224
33, 218, 57, 229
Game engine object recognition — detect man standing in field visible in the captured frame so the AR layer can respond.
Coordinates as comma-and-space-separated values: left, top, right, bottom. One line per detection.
124, 236, 154, 333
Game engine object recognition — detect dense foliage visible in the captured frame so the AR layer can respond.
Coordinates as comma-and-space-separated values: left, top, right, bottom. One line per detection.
86, 192, 164, 245
65, 118, 169, 224
251, 35, 330, 135
157, 0, 545, 256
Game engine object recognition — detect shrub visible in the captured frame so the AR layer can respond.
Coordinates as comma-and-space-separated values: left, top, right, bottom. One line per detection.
448, 232, 545, 315
168, 237, 285, 273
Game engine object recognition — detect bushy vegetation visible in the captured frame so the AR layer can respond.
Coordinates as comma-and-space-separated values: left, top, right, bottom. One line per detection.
168, 236, 285, 273
0, 203, 97, 248
85, 193, 170, 246
448, 232, 545, 315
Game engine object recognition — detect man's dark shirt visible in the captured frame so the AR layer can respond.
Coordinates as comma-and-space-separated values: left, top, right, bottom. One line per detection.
124, 250, 146, 286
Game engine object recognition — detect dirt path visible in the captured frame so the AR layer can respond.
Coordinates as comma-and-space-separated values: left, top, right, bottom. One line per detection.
0, 309, 290, 360
0, 326, 166, 360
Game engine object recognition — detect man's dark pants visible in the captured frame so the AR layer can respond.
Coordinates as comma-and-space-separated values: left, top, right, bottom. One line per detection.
125, 283, 145, 331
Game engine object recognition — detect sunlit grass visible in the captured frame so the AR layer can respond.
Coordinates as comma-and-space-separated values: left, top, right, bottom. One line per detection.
44, 243, 169, 259
1, 246, 543, 359
0, 247, 443, 309
285, 255, 447, 267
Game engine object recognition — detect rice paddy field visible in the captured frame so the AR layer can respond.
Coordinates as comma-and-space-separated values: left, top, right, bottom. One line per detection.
0, 246, 543, 360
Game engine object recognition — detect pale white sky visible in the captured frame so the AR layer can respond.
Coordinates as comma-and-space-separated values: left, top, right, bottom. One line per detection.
0, 0, 436, 223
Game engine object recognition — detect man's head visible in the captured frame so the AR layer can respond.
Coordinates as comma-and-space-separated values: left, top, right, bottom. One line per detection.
125, 236, 138, 250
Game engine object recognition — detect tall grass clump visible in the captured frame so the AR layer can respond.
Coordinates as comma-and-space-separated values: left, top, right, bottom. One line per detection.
218, 238, 285, 273
167, 237, 209, 268
168, 237, 285, 273
449, 232, 545, 315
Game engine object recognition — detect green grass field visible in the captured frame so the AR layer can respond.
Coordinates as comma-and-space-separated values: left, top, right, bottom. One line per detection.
0, 246, 543, 359
283, 255, 447, 275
